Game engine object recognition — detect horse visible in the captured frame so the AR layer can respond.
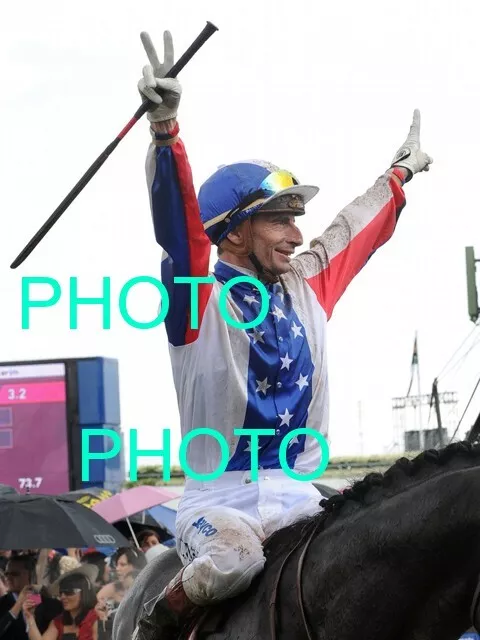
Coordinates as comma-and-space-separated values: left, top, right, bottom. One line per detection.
113, 441, 480, 639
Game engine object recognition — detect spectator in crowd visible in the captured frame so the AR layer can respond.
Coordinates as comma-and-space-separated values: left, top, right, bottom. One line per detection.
111, 549, 145, 580
43, 556, 81, 590
94, 568, 141, 638
136, 531, 161, 555
79, 555, 109, 591
96, 569, 142, 640
96, 547, 145, 611
121, 572, 140, 592
34, 550, 82, 589
0, 573, 7, 599
23, 566, 99, 640
0, 554, 11, 575
0, 555, 61, 640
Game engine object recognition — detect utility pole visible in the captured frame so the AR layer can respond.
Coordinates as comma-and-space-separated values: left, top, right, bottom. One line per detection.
415, 333, 424, 449
432, 378, 444, 447
466, 247, 480, 323
466, 408, 480, 445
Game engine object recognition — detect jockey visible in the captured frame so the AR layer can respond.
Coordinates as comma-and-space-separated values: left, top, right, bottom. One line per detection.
134, 29, 433, 639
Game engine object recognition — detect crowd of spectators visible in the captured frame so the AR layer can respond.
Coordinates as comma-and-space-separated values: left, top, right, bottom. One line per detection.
0, 529, 167, 640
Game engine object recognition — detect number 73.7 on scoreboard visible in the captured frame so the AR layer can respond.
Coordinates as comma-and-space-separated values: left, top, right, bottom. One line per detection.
18, 477, 43, 489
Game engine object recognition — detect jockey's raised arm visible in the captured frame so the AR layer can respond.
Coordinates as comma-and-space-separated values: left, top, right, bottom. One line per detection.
291, 108, 432, 321
291, 167, 407, 320
140, 50, 211, 346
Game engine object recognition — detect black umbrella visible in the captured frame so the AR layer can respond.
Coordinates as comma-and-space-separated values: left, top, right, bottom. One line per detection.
0, 483, 18, 497
57, 487, 113, 509
0, 494, 130, 550
113, 513, 174, 544
59, 489, 173, 543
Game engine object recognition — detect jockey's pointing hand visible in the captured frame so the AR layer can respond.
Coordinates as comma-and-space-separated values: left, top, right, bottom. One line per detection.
390, 109, 433, 181
137, 30, 182, 123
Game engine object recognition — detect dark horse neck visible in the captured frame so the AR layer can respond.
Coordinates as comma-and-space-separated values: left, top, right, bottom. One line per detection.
116, 443, 480, 640
291, 442, 480, 639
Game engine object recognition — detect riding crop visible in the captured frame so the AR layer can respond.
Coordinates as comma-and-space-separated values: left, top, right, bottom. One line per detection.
10, 20, 219, 269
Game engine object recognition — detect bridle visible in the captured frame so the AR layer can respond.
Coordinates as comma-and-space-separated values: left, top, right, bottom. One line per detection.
269, 523, 480, 639
269, 516, 325, 640
470, 575, 480, 632
269, 525, 480, 640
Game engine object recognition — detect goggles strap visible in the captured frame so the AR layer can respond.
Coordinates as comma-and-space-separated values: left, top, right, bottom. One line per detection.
212, 189, 265, 245
248, 252, 279, 284
244, 219, 279, 285
217, 218, 279, 284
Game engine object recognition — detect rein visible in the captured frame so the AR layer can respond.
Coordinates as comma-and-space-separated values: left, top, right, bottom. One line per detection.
269, 516, 324, 640
470, 574, 480, 632
269, 518, 480, 640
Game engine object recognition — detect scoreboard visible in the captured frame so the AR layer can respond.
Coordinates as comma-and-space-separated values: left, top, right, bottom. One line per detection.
0, 357, 125, 495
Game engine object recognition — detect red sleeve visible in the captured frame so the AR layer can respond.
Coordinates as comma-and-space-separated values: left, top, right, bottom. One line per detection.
146, 124, 213, 346
291, 171, 406, 319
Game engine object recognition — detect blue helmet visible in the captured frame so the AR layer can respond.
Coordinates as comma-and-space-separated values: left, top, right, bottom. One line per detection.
198, 160, 319, 246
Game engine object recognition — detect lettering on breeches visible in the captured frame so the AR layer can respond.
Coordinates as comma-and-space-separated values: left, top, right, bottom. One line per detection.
192, 516, 218, 537
177, 515, 218, 564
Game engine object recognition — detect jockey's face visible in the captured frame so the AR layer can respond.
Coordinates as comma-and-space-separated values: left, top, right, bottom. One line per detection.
249, 211, 303, 275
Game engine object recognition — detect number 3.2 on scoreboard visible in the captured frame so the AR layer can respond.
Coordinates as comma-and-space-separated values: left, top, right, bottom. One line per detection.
7, 387, 27, 400
18, 477, 43, 489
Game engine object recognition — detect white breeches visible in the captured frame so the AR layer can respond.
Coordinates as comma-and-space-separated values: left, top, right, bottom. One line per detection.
172, 470, 325, 605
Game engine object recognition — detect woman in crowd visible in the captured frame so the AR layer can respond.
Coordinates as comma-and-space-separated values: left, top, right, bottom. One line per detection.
0, 553, 11, 574
136, 530, 161, 554
0, 570, 7, 598
43, 555, 81, 588
79, 553, 109, 590
95, 547, 145, 612
113, 548, 145, 582
95, 549, 145, 640
22, 566, 99, 640
121, 571, 140, 592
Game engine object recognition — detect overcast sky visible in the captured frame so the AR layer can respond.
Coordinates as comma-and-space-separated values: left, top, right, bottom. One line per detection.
1, 0, 479, 470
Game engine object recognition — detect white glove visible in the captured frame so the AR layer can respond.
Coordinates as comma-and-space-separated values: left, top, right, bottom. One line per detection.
137, 31, 182, 123
390, 109, 433, 181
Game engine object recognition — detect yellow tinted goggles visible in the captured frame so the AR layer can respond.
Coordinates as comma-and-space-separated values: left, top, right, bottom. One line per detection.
259, 170, 300, 197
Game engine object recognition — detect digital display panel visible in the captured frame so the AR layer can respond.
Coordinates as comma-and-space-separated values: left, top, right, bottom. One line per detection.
0, 362, 70, 494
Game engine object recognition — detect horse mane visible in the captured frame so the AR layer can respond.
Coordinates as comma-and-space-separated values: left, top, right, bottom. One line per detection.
263, 441, 480, 560
176, 442, 480, 638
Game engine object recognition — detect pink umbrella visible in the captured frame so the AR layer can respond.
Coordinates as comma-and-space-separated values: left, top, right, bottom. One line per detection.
92, 486, 180, 523
92, 486, 180, 549
92, 485, 180, 548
